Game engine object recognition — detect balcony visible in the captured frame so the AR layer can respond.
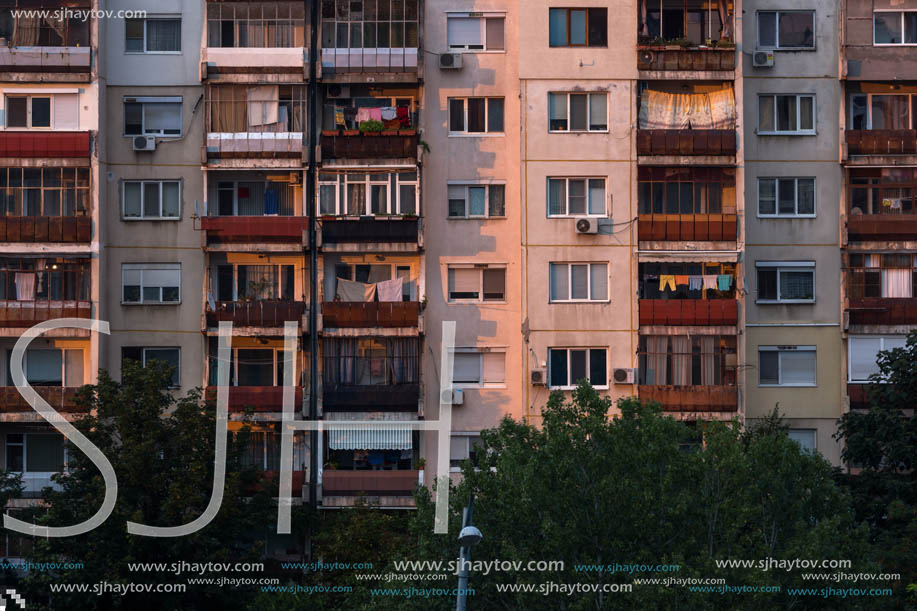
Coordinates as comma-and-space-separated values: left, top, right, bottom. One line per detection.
0, 45, 91, 80
636, 130, 737, 158
206, 301, 307, 328
0, 386, 86, 414
0, 132, 90, 159
638, 385, 738, 412
205, 133, 304, 161
321, 218, 419, 245
848, 298, 917, 326
847, 214, 917, 241
639, 299, 738, 326
638, 214, 737, 242
322, 302, 419, 328
322, 470, 418, 496
0, 300, 91, 327
637, 46, 736, 73
323, 384, 420, 412
202, 48, 307, 80
846, 130, 917, 159
847, 383, 870, 410
0, 216, 91, 243
201, 216, 307, 245
320, 131, 418, 161
205, 386, 303, 413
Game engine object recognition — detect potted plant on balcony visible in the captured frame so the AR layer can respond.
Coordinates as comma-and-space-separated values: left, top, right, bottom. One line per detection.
416, 457, 425, 485
714, 38, 735, 49
359, 120, 384, 136
666, 37, 693, 49
342, 127, 360, 136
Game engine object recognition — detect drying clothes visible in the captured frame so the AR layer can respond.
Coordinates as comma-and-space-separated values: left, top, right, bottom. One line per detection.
336, 278, 376, 302
369, 107, 383, 121
376, 277, 404, 303
263, 189, 279, 215
689, 276, 703, 291
397, 106, 410, 127
355, 107, 372, 123
335, 107, 345, 126
675, 275, 690, 286
659, 275, 676, 291
702, 275, 718, 290
247, 85, 279, 127
717, 275, 733, 291
381, 106, 397, 121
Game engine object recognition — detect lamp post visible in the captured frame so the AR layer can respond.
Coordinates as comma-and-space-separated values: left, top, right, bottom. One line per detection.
456, 494, 482, 611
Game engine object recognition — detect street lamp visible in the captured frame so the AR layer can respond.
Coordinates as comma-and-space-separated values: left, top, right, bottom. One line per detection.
456, 494, 481, 611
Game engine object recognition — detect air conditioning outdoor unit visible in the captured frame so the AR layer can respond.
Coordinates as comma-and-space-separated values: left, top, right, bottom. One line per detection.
441, 389, 464, 405
326, 84, 350, 99
439, 53, 463, 70
575, 216, 599, 234
613, 368, 635, 384
132, 136, 156, 152
530, 368, 547, 386
752, 51, 774, 68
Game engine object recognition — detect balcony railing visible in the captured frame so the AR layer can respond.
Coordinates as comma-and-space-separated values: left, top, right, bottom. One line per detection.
321, 218, 418, 244
638, 385, 738, 412
847, 383, 870, 410
0, 46, 90, 75
323, 384, 420, 411
0, 132, 90, 158
204, 386, 303, 412
322, 302, 419, 328
0, 386, 86, 413
0, 300, 91, 327
206, 301, 307, 327
848, 297, 917, 325
320, 132, 418, 160
638, 214, 737, 241
847, 214, 917, 241
322, 470, 418, 496
0, 216, 91, 243
639, 299, 738, 326
636, 130, 736, 156
637, 47, 736, 71
201, 216, 307, 243
847, 130, 917, 156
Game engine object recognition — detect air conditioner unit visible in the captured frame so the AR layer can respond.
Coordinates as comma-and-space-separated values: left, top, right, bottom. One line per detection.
439, 53, 463, 70
753, 51, 774, 68
440, 389, 463, 405
530, 368, 547, 386
613, 368, 635, 384
132, 136, 156, 152
575, 216, 599, 234
326, 84, 350, 99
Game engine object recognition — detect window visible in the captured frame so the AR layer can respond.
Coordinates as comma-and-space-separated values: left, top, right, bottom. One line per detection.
0, 8, 89, 47
6, 96, 51, 128
549, 263, 608, 302
122, 263, 181, 304
447, 183, 505, 218
447, 267, 505, 302
5, 433, 66, 473
638, 167, 735, 215
547, 178, 605, 216
0, 257, 90, 302
0, 168, 90, 217
641, 0, 732, 46
758, 346, 816, 386
217, 264, 295, 302
638, 335, 736, 386
874, 11, 917, 45
208, 85, 307, 133
757, 11, 815, 49
848, 336, 906, 382
449, 434, 483, 470
849, 93, 916, 130
639, 262, 737, 299
788, 429, 816, 453
318, 172, 418, 216
320, 0, 419, 50
548, 348, 607, 388
6, 348, 83, 387
319, 337, 420, 387
452, 350, 506, 387
206, 3, 305, 48
847, 253, 917, 299
548, 92, 607, 132
125, 18, 182, 52
757, 178, 815, 217
849, 168, 917, 217
123, 181, 180, 220
756, 262, 815, 303
447, 13, 504, 51
124, 97, 182, 136
121, 347, 181, 387
548, 8, 607, 47
448, 98, 504, 134
758, 94, 815, 134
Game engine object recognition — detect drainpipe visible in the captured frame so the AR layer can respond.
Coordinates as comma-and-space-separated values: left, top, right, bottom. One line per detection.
307, 0, 319, 548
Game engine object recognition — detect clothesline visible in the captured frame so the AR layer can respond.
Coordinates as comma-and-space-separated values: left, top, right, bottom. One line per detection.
336, 277, 404, 302
646, 274, 733, 292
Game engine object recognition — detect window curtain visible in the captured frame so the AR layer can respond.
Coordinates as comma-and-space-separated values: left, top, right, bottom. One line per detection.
389, 338, 419, 384
210, 86, 248, 132
548, 179, 566, 215
700, 336, 717, 385
639, 89, 736, 130
651, 336, 668, 385
322, 338, 357, 387
147, 20, 181, 51
43, 15, 67, 45
671, 336, 691, 386
15, 273, 35, 301
883, 268, 912, 298
13, 16, 40, 46
708, 89, 736, 129
248, 86, 279, 127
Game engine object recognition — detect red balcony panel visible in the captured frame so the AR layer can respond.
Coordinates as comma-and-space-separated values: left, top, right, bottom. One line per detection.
847, 384, 870, 410
639, 299, 738, 326
0, 386, 86, 413
0, 132, 90, 158
0, 217, 91, 243
847, 215, 917, 241
206, 301, 306, 328
204, 386, 302, 413
636, 129, 736, 156
321, 133, 418, 160
0, 301, 91, 327
638, 385, 738, 412
638, 214, 737, 242
201, 216, 307, 243
248, 470, 306, 497
848, 298, 917, 326
322, 302, 420, 328
847, 129, 917, 156
322, 470, 418, 496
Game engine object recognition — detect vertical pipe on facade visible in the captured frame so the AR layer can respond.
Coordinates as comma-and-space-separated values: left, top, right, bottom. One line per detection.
307, 0, 319, 520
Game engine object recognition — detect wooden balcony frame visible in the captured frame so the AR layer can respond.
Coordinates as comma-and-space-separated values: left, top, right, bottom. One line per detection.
0, 300, 91, 327
636, 46, 736, 72
847, 214, 917, 241
847, 383, 870, 410
321, 218, 419, 244
320, 132, 418, 160
0, 386, 86, 413
637, 385, 738, 412
639, 299, 738, 326
204, 386, 303, 412
0, 216, 91, 243
322, 301, 419, 328
201, 216, 308, 243
0, 132, 91, 158
321, 469, 418, 496
847, 297, 917, 325
847, 129, 917, 156
638, 213, 737, 241
636, 129, 736, 156
206, 300, 307, 328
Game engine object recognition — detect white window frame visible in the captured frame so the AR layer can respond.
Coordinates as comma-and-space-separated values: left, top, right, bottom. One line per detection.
758, 345, 817, 387
755, 261, 815, 304
847, 336, 906, 383
873, 10, 917, 46
546, 177, 607, 217
123, 96, 183, 137
446, 12, 505, 52
756, 177, 816, 218
548, 92, 608, 133
547, 347, 608, 390
121, 263, 182, 305
452, 348, 507, 389
5, 95, 52, 129
757, 94, 816, 135
122, 180, 182, 220
317, 172, 419, 216
447, 97, 505, 136
788, 428, 817, 453
449, 432, 483, 472
848, 93, 915, 130
446, 265, 506, 303
446, 182, 506, 219
125, 17, 183, 54
548, 262, 609, 303
5, 432, 69, 475
756, 10, 816, 50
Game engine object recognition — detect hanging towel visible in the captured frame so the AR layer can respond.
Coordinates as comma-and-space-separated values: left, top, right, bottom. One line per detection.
247, 85, 279, 127
717, 275, 732, 291
335, 107, 345, 126
675, 275, 690, 286
336, 278, 376, 302
702, 275, 718, 290
381, 106, 397, 121
369, 107, 383, 121
376, 277, 404, 302
659, 275, 676, 291
264, 189, 279, 215
689, 276, 703, 291
355, 107, 372, 123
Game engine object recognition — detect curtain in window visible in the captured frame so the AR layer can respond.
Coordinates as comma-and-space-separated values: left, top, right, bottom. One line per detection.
15, 273, 35, 301
64, 349, 83, 387
389, 338, 419, 384
700, 336, 716, 385
147, 20, 181, 51
346, 183, 366, 215
651, 336, 668, 385
13, 16, 40, 46
322, 338, 357, 387
871, 96, 910, 130
883, 268, 912, 298
548, 180, 566, 215
43, 15, 67, 44
210, 87, 248, 132
708, 88, 736, 129
671, 336, 691, 386
640, 89, 735, 130
248, 86, 279, 127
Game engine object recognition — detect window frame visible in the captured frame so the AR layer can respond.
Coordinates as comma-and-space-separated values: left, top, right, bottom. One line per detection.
125, 17, 183, 54
546, 177, 607, 217
548, 262, 609, 303
5, 432, 68, 475
548, 7, 607, 48
755, 261, 816, 304
756, 10, 816, 50
123, 96, 183, 137
7, 348, 84, 388
547, 347, 608, 390
873, 10, 917, 46
547, 92, 608, 133
756, 177, 816, 218
452, 348, 507, 389
122, 180, 182, 220
847, 335, 906, 383
449, 432, 483, 472
121, 263, 182, 305
317, 171, 419, 216
446, 265, 506, 303
757, 94, 816, 135
758, 345, 817, 387
122, 346, 182, 387
445, 12, 506, 52
788, 428, 817, 453
5, 95, 53, 129
447, 97, 505, 135
446, 182, 506, 219
848, 92, 916, 130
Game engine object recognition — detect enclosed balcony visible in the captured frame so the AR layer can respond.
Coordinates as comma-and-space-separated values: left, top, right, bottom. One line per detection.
322, 256, 420, 331
206, 256, 309, 331
845, 86, 917, 163
0, 132, 90, 159
233, 427, 309, 497
322, 337, 420, 410
637, 0, 736, 75
0, 257, 90, 328
0, 4, 91, 81
320, 86, 419, 163
639, 262, 737, 326
206, 338, 304, 413
844, 11, 917, 80
847, 168, 917, 240
0, 345, 88, 416
846, 253, 917, 326
0, 168, 91, 243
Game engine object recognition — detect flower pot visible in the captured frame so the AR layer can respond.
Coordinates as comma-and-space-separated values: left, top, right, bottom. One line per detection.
342, 130, 359, 136
321, 130, 339, 137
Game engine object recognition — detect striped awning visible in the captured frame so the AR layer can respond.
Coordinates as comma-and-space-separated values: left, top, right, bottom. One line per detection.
328, 426, 412, 450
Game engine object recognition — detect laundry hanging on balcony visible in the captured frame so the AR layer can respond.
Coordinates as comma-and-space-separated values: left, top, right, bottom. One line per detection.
336, 278, 377, 302
248, 86, 279, 127
328, 425, 413, 451
639, 89, 736, 130
376, 277, 404, 302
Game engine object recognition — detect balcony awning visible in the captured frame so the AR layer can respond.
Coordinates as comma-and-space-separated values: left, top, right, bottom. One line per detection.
328, 426, 412, 450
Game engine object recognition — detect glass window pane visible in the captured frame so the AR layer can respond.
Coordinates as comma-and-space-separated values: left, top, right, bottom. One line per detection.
788, 429, 816, 453
549, 349, 568, 387
487, 98, 504, 132
590, 264, 608, 300
548, 179, 566, 215
797, 179, 815, 214
144, 103, 181, 134
549, 9, 567, 46
781, 351, 816, 384
780, 270, 814, 300
875, 12, 901, 44
758, 179, 776, 215
778, 11, 814, 48
799, 96, 814, 130
589, 349, 606, 385
758, 12, 776, 47
570, 9, 587, 45
850, 337, 881, 381
549, 93, 567, 130
758, 96, 774, 132
482, 269, 504, 300
162, 182, 180, 217
7, 97, 27, 127
468, 187, 486, 216
568, 180, 586, 214
587, 8, 607, 47
31, 97, 51, 127
906, 12, 917, 43
467, 98, 485, 132
776, 95, 796, 131
588, 179, 604, 214
485, 17, 504, 50
143, 182, 160, 217
778, 179, 796, 214
26, 434, 64, 472
27, 350, 62, 386
759, 351, 779, 384
488, 185, 505, 216
570, 349, 587, 383
589, 94, 606, 130
569, 94, 587, 131
549, 263, 568, 301
145, 348, 180, 386
570, 264, 588, 299
448, 185, 465, 217
124, 183, 142, 217
449, 99, 465, 131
